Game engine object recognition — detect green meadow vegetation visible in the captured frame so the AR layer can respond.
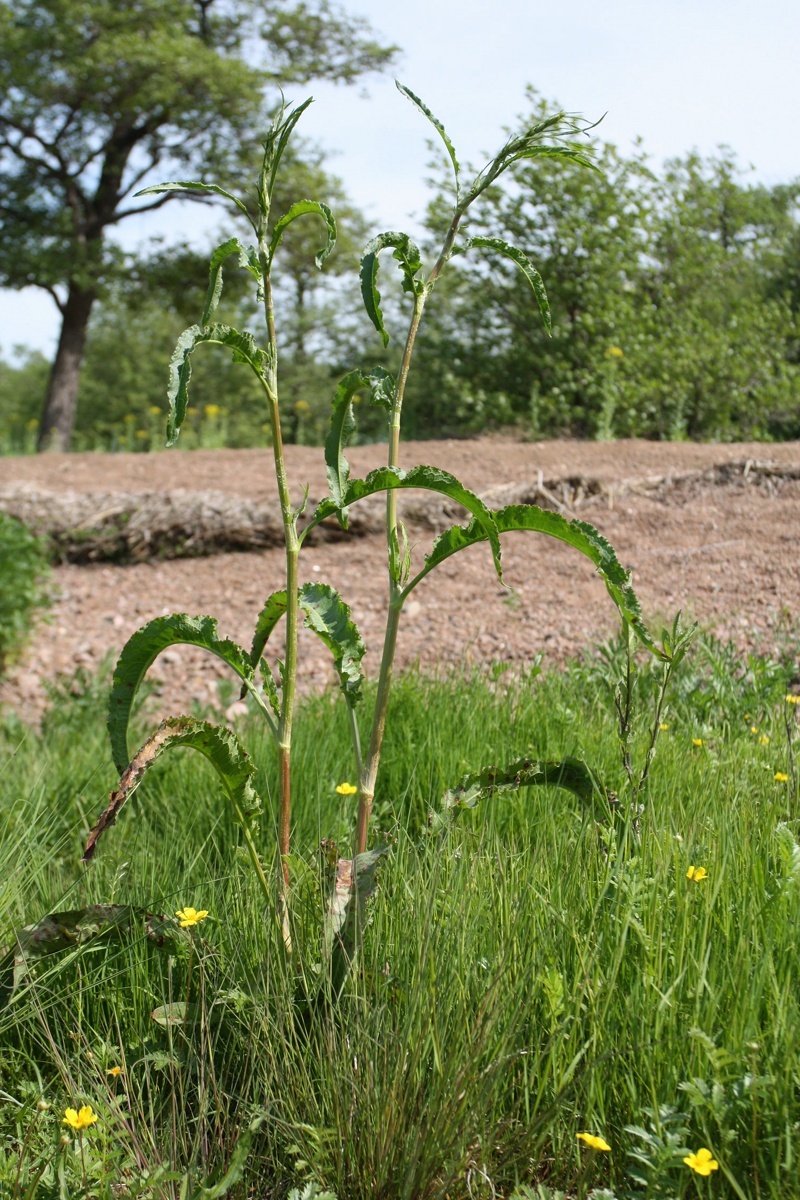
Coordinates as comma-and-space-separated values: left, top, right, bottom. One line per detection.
1, 643, 799, 1198
2, 86, 800, 1200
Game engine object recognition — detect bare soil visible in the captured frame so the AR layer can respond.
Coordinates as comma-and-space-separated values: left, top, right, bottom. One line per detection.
3, 436, 799, 726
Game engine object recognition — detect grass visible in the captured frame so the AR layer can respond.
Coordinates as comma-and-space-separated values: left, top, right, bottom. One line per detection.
0, 632, 798, 1199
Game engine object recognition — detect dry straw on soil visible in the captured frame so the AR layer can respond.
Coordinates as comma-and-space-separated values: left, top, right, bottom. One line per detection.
1, 458, 799, 565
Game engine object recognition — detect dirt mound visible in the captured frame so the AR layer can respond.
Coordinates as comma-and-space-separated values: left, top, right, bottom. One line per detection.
1, 438, 799, 726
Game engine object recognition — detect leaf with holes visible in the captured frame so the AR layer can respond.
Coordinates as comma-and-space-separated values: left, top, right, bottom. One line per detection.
84, 718, 261, 863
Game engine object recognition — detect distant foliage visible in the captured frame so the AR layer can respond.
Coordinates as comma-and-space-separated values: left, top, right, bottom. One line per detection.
0, 512, 49, 672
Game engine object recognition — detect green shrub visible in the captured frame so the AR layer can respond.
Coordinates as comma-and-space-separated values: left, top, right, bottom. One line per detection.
0, 512, 49, 673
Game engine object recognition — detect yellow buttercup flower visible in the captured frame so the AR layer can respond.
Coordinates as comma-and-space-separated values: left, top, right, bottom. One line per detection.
684, 1147, 719, 1176
774, 772, 789, 783
63, 1105, 98, 1131
605, 345, 624, 360
659, 722, 670, 731
759, 735, 770, 746
750, 726, 759, 734
106, 1066, 122, 1077
335, 782, 358, 795
204, 404, 221, 418
786, 695, 798, 705
692, 738, 703, 747
687, 865, 708, 882
577, 1132, 611, 1152
175, 907, 208, 929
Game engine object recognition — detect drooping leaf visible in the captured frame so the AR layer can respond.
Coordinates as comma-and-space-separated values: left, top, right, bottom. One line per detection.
323, 847, 389, 995
324, 370, 366, 524
135, 180, 253, 223
466, 236, 551, 333
167, 324, 269, 445
359, 232, 424, 346
247, 586, 365, 707
368, 366, 396, 411
405, 503, 662, 657
203, 238, 261, 325
84, 717, 261, 863
305, 465, 503, 581
269, 199, 336, 269
299, 583, 365, 707
0, 906, 182, 1008
441, 757, 607, 821
108, 614, 257, 774
396, 81, 460, 200
248, 590, 289, 671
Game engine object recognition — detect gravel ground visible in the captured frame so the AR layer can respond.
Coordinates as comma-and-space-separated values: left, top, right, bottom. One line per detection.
2, 436, 799, 726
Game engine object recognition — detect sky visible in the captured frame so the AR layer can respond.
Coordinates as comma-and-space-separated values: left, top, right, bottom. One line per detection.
2, 0, 799, 360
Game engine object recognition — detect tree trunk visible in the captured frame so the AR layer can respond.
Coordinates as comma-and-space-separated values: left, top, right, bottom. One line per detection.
37, 284, 96, 452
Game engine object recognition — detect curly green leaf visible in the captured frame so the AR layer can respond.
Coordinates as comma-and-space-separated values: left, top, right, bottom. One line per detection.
167, 324, 269, 445
360, 231, 424, 346
299, 582, 365, 707
396, 81, 460, 200
135, 180, 252, 223
306, 464, 503, 581
467, 236, 551, 334
443, 756, 607, 814
203, 238, 261, 325
405, 502, 662, 657
269, 199, 336, 269
108, 614, 258, 774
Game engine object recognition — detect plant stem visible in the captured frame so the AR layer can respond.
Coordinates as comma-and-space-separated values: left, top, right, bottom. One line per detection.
259, 262, 299, 931
355, 213, 462, 855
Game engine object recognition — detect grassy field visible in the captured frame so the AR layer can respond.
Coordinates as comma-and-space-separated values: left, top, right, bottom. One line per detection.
1, 633, 799, 1200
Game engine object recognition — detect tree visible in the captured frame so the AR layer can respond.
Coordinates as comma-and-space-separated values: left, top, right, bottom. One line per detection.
0, 0, 397, 450
413, 92, 800, 441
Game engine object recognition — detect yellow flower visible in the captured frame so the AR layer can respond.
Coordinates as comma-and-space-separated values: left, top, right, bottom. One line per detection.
774, 772, 789, 783
759, 735, 770, 746
786, 695, 798, 705
659, 722, 669, 731
684, 1147, 719, 1176
577, 1132, 611, 1152
750, 726, 759, 734
149, 405, 162, 417
687, 865, 708, 882
335, 782, 358, 796
63, 1105, 98, 1131
175, 907, 209, 929
692, 738, 703, 747
106, 1066, 122, 1077
605, 345, 624, 360
294, 399, 311, 413
204, 404, 221, 419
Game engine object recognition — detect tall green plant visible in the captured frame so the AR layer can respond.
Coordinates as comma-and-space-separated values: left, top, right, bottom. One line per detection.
81, 87, 681, 988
